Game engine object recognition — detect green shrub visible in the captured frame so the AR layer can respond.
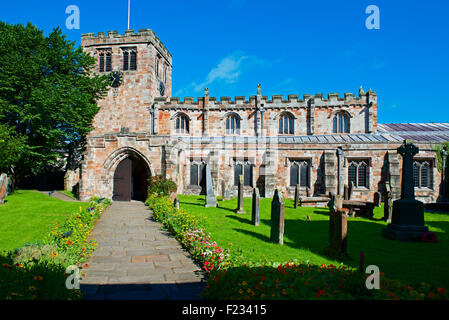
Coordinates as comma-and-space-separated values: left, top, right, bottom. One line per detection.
147, 175, 177, 196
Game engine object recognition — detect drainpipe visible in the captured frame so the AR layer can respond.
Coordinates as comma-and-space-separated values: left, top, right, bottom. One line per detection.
337, 147, 343, 195
150, 105, 155, 135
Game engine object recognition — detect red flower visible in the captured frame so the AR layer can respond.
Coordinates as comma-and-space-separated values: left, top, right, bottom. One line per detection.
428, 292, 435, 299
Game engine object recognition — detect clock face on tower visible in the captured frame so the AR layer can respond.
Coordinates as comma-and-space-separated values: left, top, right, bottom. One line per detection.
159, 81, 165, 96
109, 71, 123, 88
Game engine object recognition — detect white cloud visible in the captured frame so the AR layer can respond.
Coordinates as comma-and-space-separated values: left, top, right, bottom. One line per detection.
176, 51, 271, 96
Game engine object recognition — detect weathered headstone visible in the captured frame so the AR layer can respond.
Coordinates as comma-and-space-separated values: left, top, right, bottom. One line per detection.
383, 181, 393, 222
221, 180, 226, 201
325, 193, 350, 259
204, 164, 217, 208
348, 182, 354, 200
0, 174, 8, 205
306, 187, 311, 197
174, 198, 180, 210
383, 140, 429, 241
294, 184, 300, 209
343, 184, 349, 200
251, 187, 260, 226
224, 189, 230, 201
373, 192, 381, 207
270, 189, 285, 245
235, 175, 246, 214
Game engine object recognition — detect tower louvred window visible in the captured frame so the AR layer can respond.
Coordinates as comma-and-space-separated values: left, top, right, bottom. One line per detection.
105, 53, 112, 72
98, 49, 112, 73
122, 48, 137, 71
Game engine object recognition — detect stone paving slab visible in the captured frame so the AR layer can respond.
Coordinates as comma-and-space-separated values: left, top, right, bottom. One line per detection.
80, 201, 206, 300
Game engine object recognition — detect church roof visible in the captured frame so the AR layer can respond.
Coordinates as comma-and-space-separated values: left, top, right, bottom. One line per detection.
377, 123, 449, 143
174, 123, 449, 145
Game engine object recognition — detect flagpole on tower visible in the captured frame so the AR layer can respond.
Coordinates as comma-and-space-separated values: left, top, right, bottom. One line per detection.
128, 0, 131, 30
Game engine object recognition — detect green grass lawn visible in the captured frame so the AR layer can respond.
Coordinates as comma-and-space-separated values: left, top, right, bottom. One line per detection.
178, 194, 449, 289
0, 190, 88, 252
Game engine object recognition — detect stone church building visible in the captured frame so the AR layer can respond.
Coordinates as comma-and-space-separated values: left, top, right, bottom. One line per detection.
76, 29, 448, 203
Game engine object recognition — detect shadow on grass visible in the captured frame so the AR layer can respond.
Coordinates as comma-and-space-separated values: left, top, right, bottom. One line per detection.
0, 253, 80, 300
230, 215, 449, 289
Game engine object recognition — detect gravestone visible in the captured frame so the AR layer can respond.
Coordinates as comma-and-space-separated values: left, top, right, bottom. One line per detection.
270, 189, 285, 245
221, 180, 226, 201
382, 141, 429, 241
294, 184, 300, 209
383, 181, 393, 222
373, 192, 381, 207
174, 198, 180, 210
204, 164, 217, 208
343, 184, 349, 200
224, 189, 230, 201
235, 175, 246, 214
348, 182, 354, 200
306, 187, 311, 197
325, 193, 350, 259
251, 187, 260, 226
0, 174, 8, 205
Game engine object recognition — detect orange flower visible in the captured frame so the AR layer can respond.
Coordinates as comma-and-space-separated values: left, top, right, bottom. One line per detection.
2, 264, 12, 269
15, 263, 23, 268
33, 276, 43, 281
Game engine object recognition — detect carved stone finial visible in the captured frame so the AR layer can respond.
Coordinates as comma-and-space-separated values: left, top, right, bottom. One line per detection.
204, 87, 209, 97
359, 86, 365, 96
257, 84, 261, 96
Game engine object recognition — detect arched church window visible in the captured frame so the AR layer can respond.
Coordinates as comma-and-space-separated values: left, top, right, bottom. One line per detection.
279, 113, 294, 135
226, 114, 241, 135
333, 112, 350, 133
175, 114, 189, 134
348, 160, 369, 188
413, 161, 432, 189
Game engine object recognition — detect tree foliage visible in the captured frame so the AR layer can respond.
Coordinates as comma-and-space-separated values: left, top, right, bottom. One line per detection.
0, 22, 109, 182
0, 123, 27, 173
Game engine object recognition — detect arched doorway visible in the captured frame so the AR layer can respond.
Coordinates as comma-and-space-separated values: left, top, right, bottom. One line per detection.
113, 154, 150, 201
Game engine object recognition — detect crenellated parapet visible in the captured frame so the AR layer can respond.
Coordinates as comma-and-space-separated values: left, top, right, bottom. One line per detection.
82, 29, 172, 62
153, 88, 377, 110
152, 86, 378, 136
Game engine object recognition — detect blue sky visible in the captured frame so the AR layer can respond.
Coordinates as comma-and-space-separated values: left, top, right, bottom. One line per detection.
1, 0, 448, 124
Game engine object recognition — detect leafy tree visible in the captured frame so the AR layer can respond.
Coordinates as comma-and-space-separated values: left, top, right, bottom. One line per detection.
434, 142, 449, 194
0, 22, 109, 185
0, 123, 27, 173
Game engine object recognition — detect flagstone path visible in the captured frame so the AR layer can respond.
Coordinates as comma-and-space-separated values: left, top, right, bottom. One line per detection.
79, 201, 206, 300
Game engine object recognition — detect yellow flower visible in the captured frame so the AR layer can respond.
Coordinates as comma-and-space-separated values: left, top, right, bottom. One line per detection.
29, 286, 36, 291
239, 289, 243, 294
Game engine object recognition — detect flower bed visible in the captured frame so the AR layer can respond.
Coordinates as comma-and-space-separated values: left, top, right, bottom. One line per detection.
145, 194, 229, 273
202, 262, 449, 300
0, 197, 111, 300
